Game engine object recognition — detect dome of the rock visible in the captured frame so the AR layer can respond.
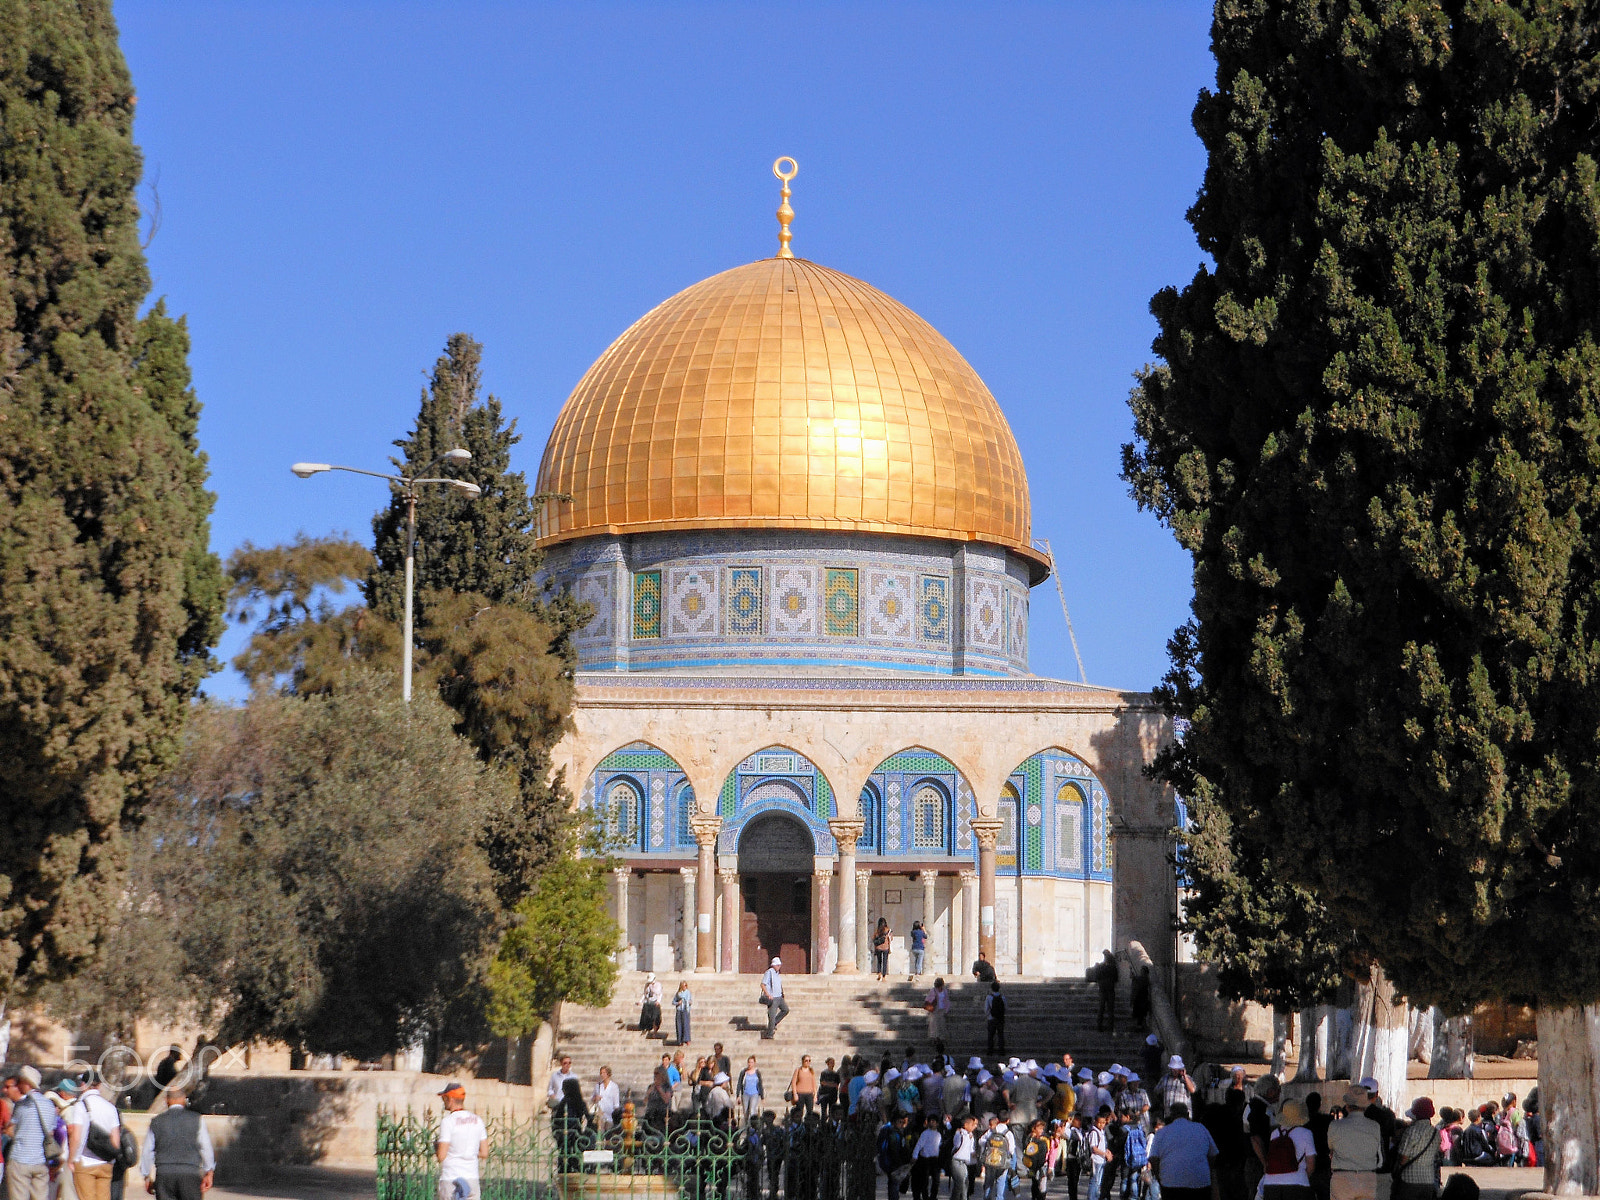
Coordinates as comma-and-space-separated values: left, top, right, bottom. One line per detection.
535, 256, 1044, 578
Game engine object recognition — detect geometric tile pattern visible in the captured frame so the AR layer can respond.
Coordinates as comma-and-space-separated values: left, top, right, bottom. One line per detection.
1002, 749, 1113, 881
632, 570, 662, 640
865, 570, 913, 639
823, 567, 859, 637
968, 576, 1004, 649
865, 748, 969, 859
1055, 781, 1085, 871
591, 741, 690, 854
1008, 589, 1029, 659
770, 565, 818, 637
575, 572, 613, 641
666, 566, 718, 637
919, 574, 950, 643
726, 566, 762, 635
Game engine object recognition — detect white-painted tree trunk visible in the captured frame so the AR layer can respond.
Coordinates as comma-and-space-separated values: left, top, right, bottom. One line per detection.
1537, 1004, 1600, 1195
1331, 1005, 1355, 1079
1428, 1011, 1473, 1079
1346, 964, 1409, 1108
1271, 1008, 1292, 1077
1409, 1007, 1431, 1064
1294, 1006, 1332, 1081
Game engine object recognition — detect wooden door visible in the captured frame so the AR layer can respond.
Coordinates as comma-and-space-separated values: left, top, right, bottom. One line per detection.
739, 875, 811, 974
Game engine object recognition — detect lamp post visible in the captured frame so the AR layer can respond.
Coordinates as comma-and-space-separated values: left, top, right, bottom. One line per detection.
290, 449, 480, 702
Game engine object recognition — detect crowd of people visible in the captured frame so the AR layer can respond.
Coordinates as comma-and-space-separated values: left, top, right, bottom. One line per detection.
530, 1038, 1529, 1200
0, 1065, 214, 1200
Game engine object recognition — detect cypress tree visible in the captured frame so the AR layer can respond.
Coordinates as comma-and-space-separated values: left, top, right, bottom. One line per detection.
0, 1, 223, 998
1125, 3, 1600, 1185
368, 333, 541, 619
370, 334, 583, 903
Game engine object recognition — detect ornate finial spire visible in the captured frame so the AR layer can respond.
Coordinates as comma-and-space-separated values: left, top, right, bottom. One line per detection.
773, 157, 798, 258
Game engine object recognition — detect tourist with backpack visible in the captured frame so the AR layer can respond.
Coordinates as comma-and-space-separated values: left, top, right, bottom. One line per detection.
1122, 1111, 1151, 1200
1020, 1119, 1050, 1200
1259, 1099, 1317, 1200
951, 1114, 979, 1200
980, 1112, 1017, 1200
881, 1113, 916, 1199
66, 1071, 134, 1200
1086, 1108, 1114, 1200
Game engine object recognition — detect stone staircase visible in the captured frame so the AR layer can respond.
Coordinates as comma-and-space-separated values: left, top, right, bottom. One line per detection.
555, 973, 1151, 1100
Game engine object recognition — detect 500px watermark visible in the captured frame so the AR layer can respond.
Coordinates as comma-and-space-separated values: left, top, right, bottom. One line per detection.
62, 1041, 245, 1091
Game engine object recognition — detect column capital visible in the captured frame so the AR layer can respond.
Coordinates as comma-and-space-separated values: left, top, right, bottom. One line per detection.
612, 865, 632, 880
688, 814, 724, 847
856, 869, 872, 885
828, 817, 865, 852
959, 869, 978, 884
718, 866, 739, 883
679, 866, 698, 879
815, 865, 835, 879
918, 868, 940, 883
968, 817, 1003, 851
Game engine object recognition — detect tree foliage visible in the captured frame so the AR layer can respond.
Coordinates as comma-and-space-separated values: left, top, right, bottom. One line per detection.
485, 852, 619, 1038
366, 333, 584, 901
225, 534, 393, 693
1125, 1, 1600, 1013
0, 1, 223, 999
368, 333, 545, 621
72, 674, 512, 1059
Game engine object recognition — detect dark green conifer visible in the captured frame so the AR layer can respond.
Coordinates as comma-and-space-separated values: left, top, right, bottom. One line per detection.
1125, 4, 1600, 1184
0, 1, 222, 997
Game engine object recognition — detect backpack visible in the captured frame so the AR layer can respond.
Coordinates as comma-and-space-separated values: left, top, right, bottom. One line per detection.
1265, 1130, 1302, 1176
1495, 1118, 1518, 1158
990, 994, 1007, 1020
1124, 1125, 1149, 1169
983, 1129, 1010, 1169
1022, 1136, 1046, 1174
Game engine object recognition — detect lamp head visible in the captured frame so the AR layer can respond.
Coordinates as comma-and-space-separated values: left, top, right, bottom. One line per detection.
291, 463, 331, 479
449, 480, 482, 498
442, 448, 472, 463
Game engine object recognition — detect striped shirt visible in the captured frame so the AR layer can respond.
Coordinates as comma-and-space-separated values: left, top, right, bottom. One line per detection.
11, 1091, 52, 1165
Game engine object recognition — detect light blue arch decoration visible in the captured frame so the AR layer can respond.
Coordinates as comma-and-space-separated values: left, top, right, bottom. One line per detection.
862, 748, 977, 860
716, 746, 838, 858
1003, 748, 1112, 881
586, 742, 692, 853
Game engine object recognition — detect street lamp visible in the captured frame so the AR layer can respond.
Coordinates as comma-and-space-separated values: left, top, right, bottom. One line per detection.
289, 450, 481, 702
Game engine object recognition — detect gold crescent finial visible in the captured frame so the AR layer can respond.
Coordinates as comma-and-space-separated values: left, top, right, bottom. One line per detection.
773, 157, 798, 258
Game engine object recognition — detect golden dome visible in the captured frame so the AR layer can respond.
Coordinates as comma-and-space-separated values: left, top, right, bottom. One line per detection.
536, 256, 1044, 576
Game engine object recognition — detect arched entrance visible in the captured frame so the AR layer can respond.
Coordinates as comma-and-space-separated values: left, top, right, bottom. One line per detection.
737, 812, 813, 974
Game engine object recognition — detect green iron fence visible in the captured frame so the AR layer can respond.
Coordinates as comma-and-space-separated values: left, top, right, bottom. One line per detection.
376, 1108, 881, 1200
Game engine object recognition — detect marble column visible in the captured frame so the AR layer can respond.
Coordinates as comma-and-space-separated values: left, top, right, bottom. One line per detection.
678, 867, 698, 972
970, 818, 1002, 966
813, 866, 833, 974
856, 869, 872, 970
612, 866, 632, 969
829, 820, 864, 973
919, 869, 939, 969
719, 868, 739, 973
689, 816, 722, 973
959, 869, 979, 976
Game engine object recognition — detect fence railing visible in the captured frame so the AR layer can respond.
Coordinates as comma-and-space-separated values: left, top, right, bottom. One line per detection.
376, 1107, 882, 1200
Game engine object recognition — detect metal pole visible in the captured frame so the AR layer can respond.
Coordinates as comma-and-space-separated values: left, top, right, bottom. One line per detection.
402, 489, 415, 703
1043, 538, 1088, 684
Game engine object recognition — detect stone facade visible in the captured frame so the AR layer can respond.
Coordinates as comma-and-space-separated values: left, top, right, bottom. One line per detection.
556, 673, 1173, 979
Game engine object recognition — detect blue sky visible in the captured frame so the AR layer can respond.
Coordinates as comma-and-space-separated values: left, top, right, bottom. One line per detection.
116, 2, 1214, 698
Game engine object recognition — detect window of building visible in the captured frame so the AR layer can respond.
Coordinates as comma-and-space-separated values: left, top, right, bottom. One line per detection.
1056, 782, 1085, 871
859, 787, 878, 851
912, 784, 946, 849
606, 779, 640, 846
675, 784, 696, 846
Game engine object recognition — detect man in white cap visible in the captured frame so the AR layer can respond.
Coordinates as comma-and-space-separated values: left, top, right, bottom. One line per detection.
1095, 1072, 1115, 1115
1009, 1060, 1043, 1146
1326, 1084, 1383, 1200
856, 1069, 882, 1117
1154, 1056, 1195, 1121
432, 1081, 486, 1200
6, 1066, 54, 1200
1141, 1034, 1163, 1084
706, 1072, 734, 1126
943, 1058, 970, 1119
760, 956, 788, 1038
